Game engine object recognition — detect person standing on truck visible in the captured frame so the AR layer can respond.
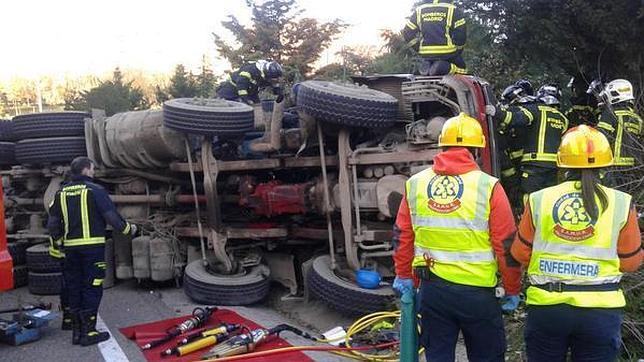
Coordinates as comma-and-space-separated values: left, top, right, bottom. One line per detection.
402, 0, 467, 76
392, 113, 522, 361
47, 157, 137, 346
510, 125, 642, 361
216, 60, 284, 104
595, 79, 643, 186
487, 83, 569, 205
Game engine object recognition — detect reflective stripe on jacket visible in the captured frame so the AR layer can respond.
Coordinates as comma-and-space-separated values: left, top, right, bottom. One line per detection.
526, 181, 631, 308
407, 167, 498, 287
596, 106, 643, 167
403, 0, 466, 58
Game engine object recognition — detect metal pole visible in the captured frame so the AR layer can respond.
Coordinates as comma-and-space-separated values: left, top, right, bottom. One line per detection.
316, 122, 336, 269
185, 139, 208, 265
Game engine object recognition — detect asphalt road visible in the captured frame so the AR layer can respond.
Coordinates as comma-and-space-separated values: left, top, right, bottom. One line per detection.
0, 280, 355, 362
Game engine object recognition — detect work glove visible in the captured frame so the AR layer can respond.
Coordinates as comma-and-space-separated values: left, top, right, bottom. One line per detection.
501, 295, 520, 313
485, 104, 496, 117
392, 277, 414, 295
129, 223, 138, 237
240, 96, 254, 105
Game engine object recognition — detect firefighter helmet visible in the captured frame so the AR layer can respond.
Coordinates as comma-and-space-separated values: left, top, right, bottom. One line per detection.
603, 79, 634, 105
438, 113, 486, 148
537, 84, 562, 106
500, 85, 525, 105
514, 79, 534, 96
557, 125, 613, 168
256, 60, 283, 79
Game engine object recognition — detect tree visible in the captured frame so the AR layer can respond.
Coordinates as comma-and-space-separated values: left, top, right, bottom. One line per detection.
213, 0, 346, 81
195, 55, 217, 98
65, 68, 149, 116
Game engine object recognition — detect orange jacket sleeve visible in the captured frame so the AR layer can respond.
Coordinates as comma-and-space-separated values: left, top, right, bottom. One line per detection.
511, 201, 535, 267
393, 194, 415, 279
617, 207, 643, 272
489, 183, 522, 295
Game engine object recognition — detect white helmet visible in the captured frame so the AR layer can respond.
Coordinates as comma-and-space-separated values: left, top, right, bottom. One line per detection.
603, 79, 634, 105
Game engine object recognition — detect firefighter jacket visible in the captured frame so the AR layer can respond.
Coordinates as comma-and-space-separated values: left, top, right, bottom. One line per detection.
225, 62, 279, 100
47, 175, 131, 249
513, 181, 637, 308
596, 104, 643, 167
564, 94, 599, 128
403, 0, 466, 59
393, 148, 521, 294
495, 103, 569, 168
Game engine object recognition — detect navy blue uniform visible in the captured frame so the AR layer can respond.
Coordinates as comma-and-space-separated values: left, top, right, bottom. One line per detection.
47, 175, 131, 315
217, 62, 281, 103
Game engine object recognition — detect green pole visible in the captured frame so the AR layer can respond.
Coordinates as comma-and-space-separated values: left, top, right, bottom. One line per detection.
399, 290, 419, 362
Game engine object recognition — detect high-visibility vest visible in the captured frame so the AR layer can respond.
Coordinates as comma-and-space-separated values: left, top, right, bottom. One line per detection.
407, 168, 498, 287
526, 181, 631, 308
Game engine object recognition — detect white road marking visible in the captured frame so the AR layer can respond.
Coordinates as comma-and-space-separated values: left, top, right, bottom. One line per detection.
96, 314, 129, 362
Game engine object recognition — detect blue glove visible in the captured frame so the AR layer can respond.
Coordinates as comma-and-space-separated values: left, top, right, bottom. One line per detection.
393, 277, 414, 295
501, 295, 520, 313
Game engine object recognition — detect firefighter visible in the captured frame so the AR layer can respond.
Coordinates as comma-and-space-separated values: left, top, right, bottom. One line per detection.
511, 125, 642, 361
487, 83, 569, 205
216, 60, 284, 104
402, 0, 467, 76
47, 157, 137, 346
47, 235, 71, 331
393, 113, 521, 361
564, 76, 599, 127
595, 79, 643, 185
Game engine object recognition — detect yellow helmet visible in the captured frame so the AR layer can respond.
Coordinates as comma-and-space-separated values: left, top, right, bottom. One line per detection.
438, 113, 485, 148
557, 125, 613, 168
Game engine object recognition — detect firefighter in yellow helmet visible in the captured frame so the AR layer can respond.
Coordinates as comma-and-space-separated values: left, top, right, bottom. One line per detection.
402, 0, 467, 76
393, 113, 521, 361
511, 125, 642, 361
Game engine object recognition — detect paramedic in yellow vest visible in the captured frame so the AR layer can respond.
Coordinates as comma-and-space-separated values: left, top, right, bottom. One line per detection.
511, 125, 642, 361
393, 113, 522, 361
403, 0, 467, 76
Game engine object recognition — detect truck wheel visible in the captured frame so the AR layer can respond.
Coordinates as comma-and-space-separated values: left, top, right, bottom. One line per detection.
0, 142, 15, 166
183, 260, 270, 305
307, 255, 395, 316
297, 81, 398, 128
8, 241, 28, 265
13, 265, 28, 288
15, 137, 86, 165
28, 271, 63, 295
163, 98, 254, 135
0, 120, 14, 141
26, 244, 64, 273
12, 112, 89, 140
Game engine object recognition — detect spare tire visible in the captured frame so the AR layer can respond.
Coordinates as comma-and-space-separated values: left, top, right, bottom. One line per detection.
12, 112, 89, 140
15, 137, 86, 165
28, 271, 63, 295
0, 142, 15, 166
307, 255, 395, 316
0, 121, 14, 141
26, 244, 64, 273
297, 81, 398, 128
163, 98, 254, 135
183, 260, 270, 305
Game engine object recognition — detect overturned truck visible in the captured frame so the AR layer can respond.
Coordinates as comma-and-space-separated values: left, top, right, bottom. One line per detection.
0, 75, 500, 315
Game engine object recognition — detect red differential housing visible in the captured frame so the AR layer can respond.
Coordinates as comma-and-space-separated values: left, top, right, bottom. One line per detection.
239, 180, 310, 217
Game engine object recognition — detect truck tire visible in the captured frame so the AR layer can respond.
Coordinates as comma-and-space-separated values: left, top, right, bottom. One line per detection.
183, 260, 270, 305
8, 241, 28, 266
15, 137, 86, 165
0, 121, 14, 141
12, 112, 89, 140
26, 244, 63, 273
0, 142, 15, 166
307, 255, 395, 316
297, 81, 398, 128
13, 265, 28, 288
163, 98, 254, 135
28, 271, 63, 295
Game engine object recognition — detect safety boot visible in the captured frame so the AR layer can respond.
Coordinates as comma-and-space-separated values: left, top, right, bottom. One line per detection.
61, 307, 73, 330
79, 311, 110, 346
71, 310, 81, 345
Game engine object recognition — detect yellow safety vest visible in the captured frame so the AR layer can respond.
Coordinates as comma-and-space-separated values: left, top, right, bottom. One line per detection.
527, 181, 631, 308
407, 168, 498, 287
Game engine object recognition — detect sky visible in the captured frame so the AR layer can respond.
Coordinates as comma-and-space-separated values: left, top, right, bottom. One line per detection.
0, 0, 415, 81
